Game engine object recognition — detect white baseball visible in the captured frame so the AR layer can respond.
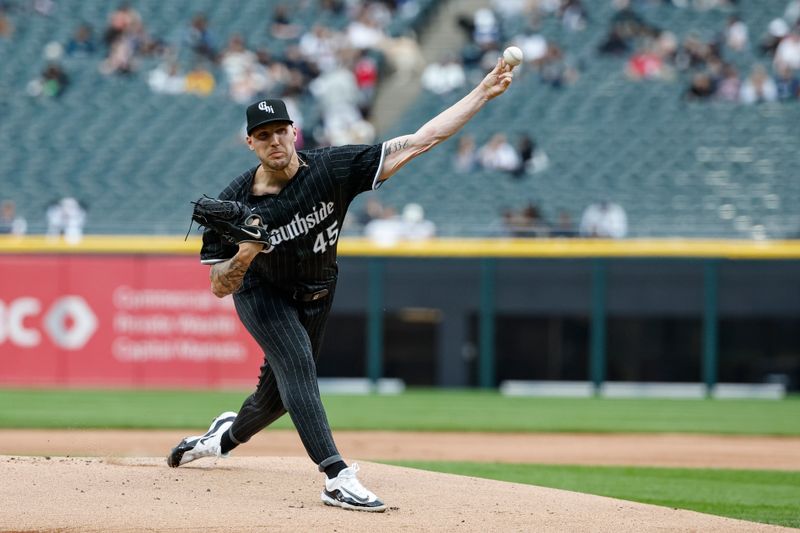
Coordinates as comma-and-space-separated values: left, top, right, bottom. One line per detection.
503, 46, 523, 67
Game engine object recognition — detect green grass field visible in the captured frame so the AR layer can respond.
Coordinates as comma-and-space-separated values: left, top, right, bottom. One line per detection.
0, 388, 798, 434
1, 388, 798, 527
386, 462, 800, 529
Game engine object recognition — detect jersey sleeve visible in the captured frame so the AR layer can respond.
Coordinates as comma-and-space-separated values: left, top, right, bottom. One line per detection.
331, 143, 386, 198
199, 228, 237, 265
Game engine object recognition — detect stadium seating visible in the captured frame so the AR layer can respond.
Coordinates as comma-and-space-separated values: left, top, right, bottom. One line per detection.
373, 0, 800, 239
0, 0, 797, 238
0, 0, 439, 234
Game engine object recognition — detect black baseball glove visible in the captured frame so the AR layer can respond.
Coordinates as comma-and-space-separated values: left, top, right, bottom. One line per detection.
190, 196, 272, 250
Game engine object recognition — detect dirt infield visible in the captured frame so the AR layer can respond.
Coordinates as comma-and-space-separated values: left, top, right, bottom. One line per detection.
1, 429, 799, 470
1, 430, 798, 532
1, 455, 794, 533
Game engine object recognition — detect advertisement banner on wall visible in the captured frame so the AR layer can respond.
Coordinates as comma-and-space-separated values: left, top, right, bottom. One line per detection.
0, 255, 263, 388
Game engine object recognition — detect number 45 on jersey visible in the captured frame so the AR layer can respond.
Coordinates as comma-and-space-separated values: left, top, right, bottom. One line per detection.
313, 220, 340, 254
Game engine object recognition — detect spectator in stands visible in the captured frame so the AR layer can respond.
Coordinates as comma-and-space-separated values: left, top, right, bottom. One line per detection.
511, 26, 549, 67
346, 6, 386, 51
363, 1, 394, 30
40, 60, 66, 95
626, 41, 667, 80
675, 33, 719, 72
538, 44, 580, 87
220, 34, 257, 85
685, 71, 715, 100
100, 29, 136, 75
658, 31, 680, 63
502, 202, 549, 238
0, 5, 14, 40
398, 203, 436, 241
299, 24, 342, 73
512, 134, 536, 178
0, 200, 26, 236
471, 8, 501, 49
527, 136, 551, 175
103, 3, 141, 48
421, 55, 466, 96
364, 206, 403, 246
775, 64, 800, 100
270, 3, 302, 40
723, 15, 749, 53
185, 62, 216, 96
66, 24, 96, 57
45, 199, 62, 240
714, 64, 741, 102
28, 63, 69, 98
355, 197, 386, 229
740, 64, 778, 104
101, 2, 163, 61
559, 0, 588, 32
580, 200, 627, 239
183, 13, 217, 62
61, 197, 87, 244
283, 44, 321, 87
774, 30, 800, 71
598, 27, 630, 55
353, 49, 379, 111
760, 18, 789, 57
365, 203, 435, 245
310, 57, 374, 145
478, 133, 520, 173
453, 134, 478, 174
46, 197, 87, 244
606, 0, 659, 44
147, 61, 185, 95
228, 63, 271, 104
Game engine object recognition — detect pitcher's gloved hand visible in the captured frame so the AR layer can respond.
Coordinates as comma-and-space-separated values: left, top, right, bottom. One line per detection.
191, 196, 272, 251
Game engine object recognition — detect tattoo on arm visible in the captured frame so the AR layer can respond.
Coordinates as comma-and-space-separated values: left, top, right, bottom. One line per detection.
384, 137, 409, 156
210, 255, 251, 297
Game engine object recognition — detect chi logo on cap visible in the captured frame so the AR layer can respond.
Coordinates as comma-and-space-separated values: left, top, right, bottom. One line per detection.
258, 101, 274, 113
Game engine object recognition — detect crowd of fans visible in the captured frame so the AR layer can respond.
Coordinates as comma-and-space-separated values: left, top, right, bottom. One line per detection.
0, 200, 27, 237
11, 0, 426, 148
500, 200, 628, 239
0, 196, 88, 244
452, 132, 549, 178
4, 0, 797, 239
419, 1, 589, 101
597, 0, 800, 103
351, 197, 437, 245
445, 0, 798, 240
416, 0, 800, 106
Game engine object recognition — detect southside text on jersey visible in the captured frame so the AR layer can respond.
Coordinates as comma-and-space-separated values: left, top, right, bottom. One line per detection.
266, 201, 335, 247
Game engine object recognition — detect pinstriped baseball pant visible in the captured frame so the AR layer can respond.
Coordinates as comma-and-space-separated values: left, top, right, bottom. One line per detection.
229, 283, 341, 468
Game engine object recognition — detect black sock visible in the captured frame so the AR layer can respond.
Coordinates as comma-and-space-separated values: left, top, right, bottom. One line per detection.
324, 460, 348, 479
220, 430, 239, 455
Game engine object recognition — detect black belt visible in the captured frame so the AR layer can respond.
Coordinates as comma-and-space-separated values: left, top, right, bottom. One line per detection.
292, 288, 330, 302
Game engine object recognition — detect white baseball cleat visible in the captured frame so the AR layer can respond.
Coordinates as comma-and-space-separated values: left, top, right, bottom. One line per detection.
321, 463, 386, 512
166, 411, 237, 468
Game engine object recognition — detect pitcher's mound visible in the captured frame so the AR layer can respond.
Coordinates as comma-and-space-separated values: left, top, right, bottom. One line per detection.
0, 455, 789, 532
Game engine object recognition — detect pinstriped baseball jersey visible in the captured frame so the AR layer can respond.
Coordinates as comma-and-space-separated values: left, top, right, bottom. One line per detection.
200, 144, 385, 288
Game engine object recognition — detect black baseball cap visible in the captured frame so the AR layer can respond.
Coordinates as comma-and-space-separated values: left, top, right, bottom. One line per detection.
246, 99, 293, 135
